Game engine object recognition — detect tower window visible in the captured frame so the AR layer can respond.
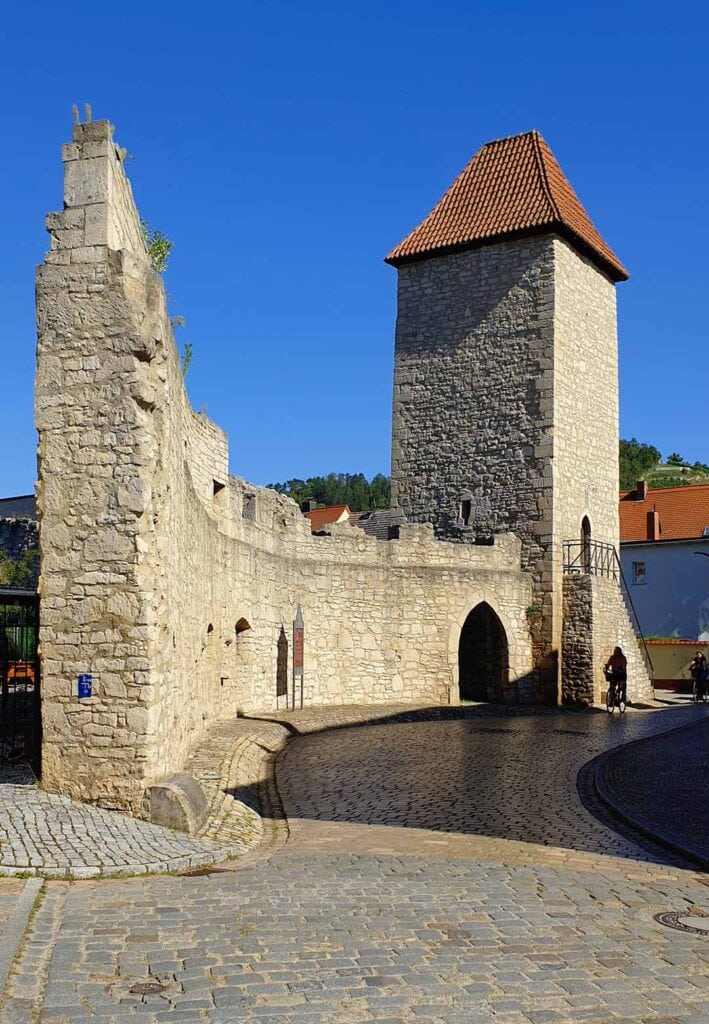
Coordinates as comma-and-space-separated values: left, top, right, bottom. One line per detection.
460, 499, 472, 527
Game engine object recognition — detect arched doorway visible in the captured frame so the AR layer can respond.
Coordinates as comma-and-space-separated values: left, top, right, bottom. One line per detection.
458, 602, 509, 701
581, 516, 592, 573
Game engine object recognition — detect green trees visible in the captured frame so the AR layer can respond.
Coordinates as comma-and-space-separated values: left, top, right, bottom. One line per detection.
271, 441, 707, 513
0, 548, 39, 588
619, 440, 709, 490
619, 439, 661, 490
269, 473, 391, 512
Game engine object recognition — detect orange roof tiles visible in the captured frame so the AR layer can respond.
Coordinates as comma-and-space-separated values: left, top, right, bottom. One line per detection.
619, 484, 709, 542
304, 505, 351, 531
385, 130, 628, 281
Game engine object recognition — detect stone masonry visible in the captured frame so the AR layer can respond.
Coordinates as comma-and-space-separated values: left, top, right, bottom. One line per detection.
35, 120, 535, 814
390, 237, 556, 701
387, 134, 651, 706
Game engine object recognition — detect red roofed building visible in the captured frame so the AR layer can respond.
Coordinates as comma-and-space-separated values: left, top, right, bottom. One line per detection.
619, 482, 709, 640
304, 505, 351, 532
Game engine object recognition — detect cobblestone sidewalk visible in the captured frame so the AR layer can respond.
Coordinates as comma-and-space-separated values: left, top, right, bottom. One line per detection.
0, 783, 239, 879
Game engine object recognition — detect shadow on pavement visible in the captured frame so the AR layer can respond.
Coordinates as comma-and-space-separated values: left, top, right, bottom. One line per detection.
233, 703, 709, 869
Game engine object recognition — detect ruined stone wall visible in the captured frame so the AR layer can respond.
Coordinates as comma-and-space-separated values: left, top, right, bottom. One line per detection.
36, 122, 160, 809
37, 121, 534, 813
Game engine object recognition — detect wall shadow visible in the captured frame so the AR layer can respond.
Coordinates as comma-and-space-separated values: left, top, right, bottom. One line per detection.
231, 703, 699, 870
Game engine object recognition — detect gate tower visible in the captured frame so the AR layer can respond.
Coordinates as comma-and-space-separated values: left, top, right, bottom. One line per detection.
386, 131, 628, 702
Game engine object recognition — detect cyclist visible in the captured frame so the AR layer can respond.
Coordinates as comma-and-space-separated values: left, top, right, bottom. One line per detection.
689, 651, 708, 702
604, 646, 628, 706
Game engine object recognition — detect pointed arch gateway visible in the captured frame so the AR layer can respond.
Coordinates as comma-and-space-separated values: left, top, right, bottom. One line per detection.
458, 602, 509, 702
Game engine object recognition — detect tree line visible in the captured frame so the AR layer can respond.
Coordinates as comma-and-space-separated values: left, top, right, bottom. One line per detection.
269, 473, 391, 512
270, 441, 708, 514
619, 440, 709, 491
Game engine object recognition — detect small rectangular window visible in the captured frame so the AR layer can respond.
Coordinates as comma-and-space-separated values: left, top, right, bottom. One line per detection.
460, 499, 472, 527
213, 480, 226, 508
632, 561, 646, 584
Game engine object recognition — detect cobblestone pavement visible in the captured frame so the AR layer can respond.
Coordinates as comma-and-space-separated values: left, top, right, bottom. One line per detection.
598, 717, 709, 868
0, 784, 236, 879
186, 718, 292, 849
0, 879, 25, 931
274, 702, 709, 866
1, 702, 708, 1023
0, 716, 296, 880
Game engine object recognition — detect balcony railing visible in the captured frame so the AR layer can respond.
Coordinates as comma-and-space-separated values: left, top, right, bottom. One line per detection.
563, 539, 618, 580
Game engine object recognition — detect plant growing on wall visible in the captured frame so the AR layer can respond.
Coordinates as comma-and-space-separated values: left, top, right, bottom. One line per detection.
525, 604, 542, 641
141, 220, 173, 273
170, 316, 193, 378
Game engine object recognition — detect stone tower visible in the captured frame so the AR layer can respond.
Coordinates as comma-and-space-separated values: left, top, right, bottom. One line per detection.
387, 131, 632, 702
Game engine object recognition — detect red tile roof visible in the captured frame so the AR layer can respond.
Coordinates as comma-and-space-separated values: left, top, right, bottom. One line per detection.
304, 505, 351, 531
619, 485, 709, 542
385, 130, 628, 281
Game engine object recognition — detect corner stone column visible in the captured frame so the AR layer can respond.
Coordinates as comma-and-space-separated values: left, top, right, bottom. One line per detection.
36, 120, 160, 812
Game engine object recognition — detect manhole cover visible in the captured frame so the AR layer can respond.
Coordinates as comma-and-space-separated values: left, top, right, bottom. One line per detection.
129, 981, 166, 995
653, 910, 709, 936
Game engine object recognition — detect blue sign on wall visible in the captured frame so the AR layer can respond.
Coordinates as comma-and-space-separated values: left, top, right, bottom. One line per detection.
77, 673, 92, 699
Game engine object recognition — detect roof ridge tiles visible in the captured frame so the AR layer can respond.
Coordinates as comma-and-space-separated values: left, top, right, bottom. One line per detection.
530, 131, 560, 223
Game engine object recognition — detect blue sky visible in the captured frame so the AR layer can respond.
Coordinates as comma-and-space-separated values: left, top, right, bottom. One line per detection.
1, 0, 707, 495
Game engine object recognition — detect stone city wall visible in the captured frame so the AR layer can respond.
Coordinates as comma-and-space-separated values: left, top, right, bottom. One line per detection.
36, 121, 534, 813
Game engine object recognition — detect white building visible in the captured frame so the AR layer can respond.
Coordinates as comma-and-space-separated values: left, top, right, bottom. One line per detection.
619, 482, 709, 640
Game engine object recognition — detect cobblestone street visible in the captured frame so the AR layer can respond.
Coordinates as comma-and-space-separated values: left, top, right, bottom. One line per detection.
1, 702, 708, 1023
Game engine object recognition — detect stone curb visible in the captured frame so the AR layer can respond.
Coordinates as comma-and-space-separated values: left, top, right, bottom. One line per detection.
593, 718, 709, 872
0, 877, 43, 1002
226, 740, 292, 871
0, 843, 241, 881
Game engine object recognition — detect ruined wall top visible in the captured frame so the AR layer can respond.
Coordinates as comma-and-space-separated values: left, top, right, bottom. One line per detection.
54, 119, 146, 260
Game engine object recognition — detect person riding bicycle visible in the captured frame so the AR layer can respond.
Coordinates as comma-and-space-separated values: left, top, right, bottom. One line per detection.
689, 651, 707, 701
604, 646, 628, 705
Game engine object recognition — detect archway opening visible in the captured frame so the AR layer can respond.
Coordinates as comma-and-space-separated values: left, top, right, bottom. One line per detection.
581, 516, 592, 573
458, 602, 509, 702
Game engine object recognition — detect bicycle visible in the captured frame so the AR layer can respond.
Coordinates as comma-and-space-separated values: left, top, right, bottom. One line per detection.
605, 673, 627, 714
691, 676, 708, 704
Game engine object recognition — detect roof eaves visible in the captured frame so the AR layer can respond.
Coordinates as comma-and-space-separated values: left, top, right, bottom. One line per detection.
384, 222, 559, 268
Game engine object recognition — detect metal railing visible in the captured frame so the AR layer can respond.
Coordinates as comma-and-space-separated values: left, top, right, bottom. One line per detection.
563, 539, 618, 580
562, 538, 654, 688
